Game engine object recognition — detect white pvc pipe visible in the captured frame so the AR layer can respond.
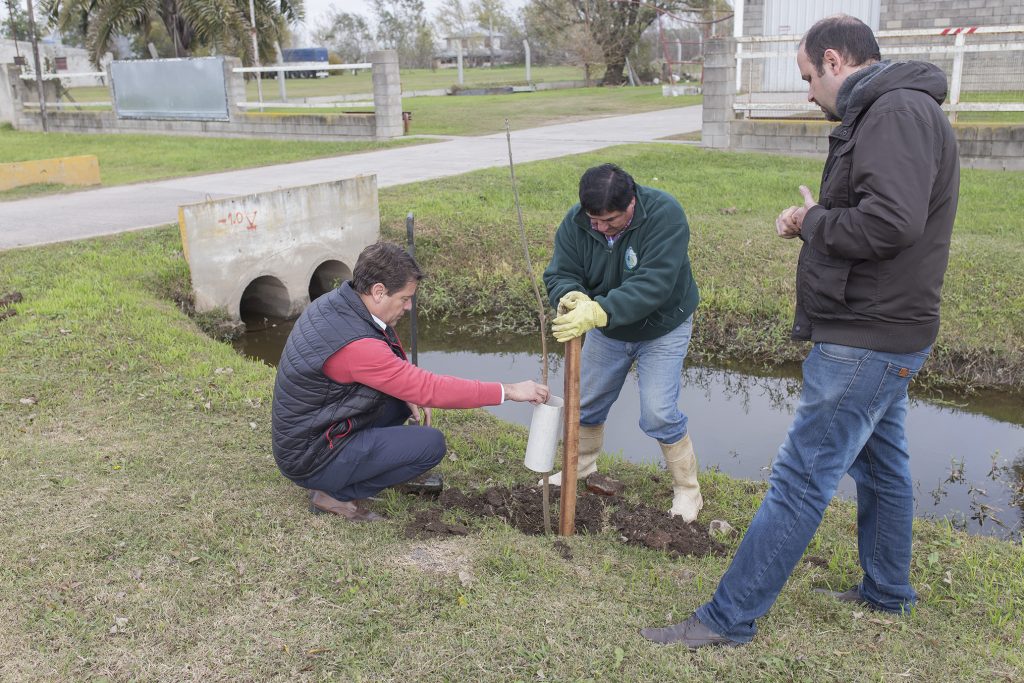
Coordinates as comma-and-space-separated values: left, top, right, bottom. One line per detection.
523, 395, 564, 473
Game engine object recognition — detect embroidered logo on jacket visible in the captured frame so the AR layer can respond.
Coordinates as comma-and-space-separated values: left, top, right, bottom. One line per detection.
624, 246, 638, 271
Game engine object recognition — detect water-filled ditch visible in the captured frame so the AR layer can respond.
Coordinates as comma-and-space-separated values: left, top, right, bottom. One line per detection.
236, 316, 1024, 540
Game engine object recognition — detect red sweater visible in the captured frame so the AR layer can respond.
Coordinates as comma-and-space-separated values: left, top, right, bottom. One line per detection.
323, 337, 503, 408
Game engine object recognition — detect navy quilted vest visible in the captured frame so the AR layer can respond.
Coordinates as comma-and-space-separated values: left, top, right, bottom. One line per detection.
271, 282, 405, 479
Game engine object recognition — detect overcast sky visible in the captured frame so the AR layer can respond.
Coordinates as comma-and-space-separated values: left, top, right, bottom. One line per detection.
297, 0, 528, 38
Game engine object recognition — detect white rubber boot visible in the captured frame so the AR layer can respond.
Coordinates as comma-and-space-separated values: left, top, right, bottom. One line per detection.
543, 424, 604, 486
661, 434, 703, 523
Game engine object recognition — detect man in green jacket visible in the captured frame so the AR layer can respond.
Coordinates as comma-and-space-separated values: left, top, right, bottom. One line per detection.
543, 163, 703, 522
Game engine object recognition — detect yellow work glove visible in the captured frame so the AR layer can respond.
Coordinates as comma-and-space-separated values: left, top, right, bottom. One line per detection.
551, 300, 607, 342
557, 291, 592, 315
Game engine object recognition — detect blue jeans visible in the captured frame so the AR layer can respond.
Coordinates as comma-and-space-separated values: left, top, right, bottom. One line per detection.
295, 398, 446, 501
580, 316, 693, 444
696, 342, 931, 642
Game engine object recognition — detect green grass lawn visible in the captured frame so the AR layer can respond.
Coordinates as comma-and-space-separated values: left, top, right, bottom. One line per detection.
250, 86, 699, 136
403, 87, 699, 136
0, 125, 428, 201
956, 111, 1024, 123
1, 146, 1022, 680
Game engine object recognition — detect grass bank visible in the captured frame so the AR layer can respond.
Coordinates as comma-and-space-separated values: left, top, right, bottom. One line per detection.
251, 86, 700, 137
0, 125, 427, 201
402, 87, 698, 136
1, 147, 1022, 680
1, 227, 1022, 681
378, 144, 1024, 394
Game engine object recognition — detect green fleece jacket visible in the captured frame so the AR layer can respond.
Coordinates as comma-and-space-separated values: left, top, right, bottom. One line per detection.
543, 185, 699, 342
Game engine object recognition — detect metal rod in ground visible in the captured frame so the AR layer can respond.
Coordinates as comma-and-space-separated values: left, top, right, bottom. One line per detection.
504, 119, 549, 386
559, 336, 582, 536
505, 118, 553, 534
542, 473, 552, 535
405, 212, 418, 366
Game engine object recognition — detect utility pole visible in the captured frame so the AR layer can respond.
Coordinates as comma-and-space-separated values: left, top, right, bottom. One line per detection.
25, 0, 48, 131
488, 17, 495, 67
5, 0, 21, 60
248, 0, 264, 110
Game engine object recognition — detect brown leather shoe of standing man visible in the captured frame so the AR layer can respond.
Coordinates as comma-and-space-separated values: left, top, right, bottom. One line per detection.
309, 490, 385, 522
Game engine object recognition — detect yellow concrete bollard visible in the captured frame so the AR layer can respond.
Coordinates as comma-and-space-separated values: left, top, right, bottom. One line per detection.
0, 155, 101, 192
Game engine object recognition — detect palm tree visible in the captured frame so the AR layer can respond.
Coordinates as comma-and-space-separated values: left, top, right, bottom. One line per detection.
42, 0, 303, 66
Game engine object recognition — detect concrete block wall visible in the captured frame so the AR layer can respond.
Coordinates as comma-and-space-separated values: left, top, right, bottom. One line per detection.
0, 64, 18, 124
1, 63, 59, 126
732, 120, 832, 156
371, 50, 403, 140
224, 57, 246, 120
728, 119, 1024, 170
6, 50, 402, 141
881, 0, 1022, 29
742, 0, 764, 36
15, 109, 379, 141
954, 124, 1024, 170
702, 37, 737, 150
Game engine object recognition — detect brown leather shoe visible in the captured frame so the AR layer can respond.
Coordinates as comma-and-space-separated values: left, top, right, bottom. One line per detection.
308, 490, 385, 522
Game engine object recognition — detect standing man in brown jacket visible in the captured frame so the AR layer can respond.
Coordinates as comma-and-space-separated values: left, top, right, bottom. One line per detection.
641, 14, 960, 648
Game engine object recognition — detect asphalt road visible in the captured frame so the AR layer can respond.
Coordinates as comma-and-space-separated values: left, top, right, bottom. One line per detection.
0, 105, 702, 250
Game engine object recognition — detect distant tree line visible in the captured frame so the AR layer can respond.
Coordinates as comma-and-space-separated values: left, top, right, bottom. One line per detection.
1, 0, 731, 84
316, 0, 730, 83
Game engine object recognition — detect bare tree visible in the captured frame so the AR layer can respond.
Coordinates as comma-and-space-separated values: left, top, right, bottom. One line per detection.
470, 0, 508, 66
434, 0, 473, 36
372, 0, 435, 68
526, 0, 725, 86
314, 9, 373, 63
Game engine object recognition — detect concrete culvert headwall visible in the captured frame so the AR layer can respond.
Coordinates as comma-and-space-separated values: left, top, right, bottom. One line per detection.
309, 260, 353, 302
178, 176, 379, 321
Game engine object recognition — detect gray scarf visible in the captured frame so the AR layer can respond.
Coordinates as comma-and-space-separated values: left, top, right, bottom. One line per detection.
836, 61, 891, 119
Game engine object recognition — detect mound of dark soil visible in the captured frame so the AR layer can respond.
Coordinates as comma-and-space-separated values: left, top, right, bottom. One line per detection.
403, 484, 726, 558
0, 291, 22, 321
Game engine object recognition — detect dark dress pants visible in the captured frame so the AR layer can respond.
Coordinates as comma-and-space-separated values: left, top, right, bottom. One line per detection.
296, 398, 446, 501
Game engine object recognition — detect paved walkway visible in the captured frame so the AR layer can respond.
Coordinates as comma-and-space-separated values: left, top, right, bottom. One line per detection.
0, 106, 702, 250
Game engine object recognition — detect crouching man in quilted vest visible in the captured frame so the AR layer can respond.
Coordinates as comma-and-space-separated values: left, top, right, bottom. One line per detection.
272, 241, 549, 522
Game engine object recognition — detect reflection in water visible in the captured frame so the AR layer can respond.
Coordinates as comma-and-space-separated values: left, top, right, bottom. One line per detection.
234, 316, 1024, 540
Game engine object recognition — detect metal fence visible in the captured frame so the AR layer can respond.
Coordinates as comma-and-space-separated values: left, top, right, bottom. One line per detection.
233, 62, 374, 110
733, 25, 1024, 122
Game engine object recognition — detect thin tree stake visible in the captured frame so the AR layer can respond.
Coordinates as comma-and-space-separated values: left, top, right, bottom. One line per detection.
505, 118, 552, 536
